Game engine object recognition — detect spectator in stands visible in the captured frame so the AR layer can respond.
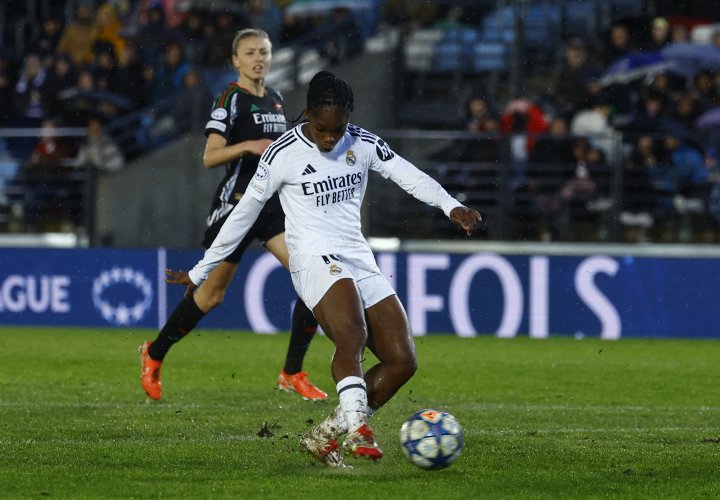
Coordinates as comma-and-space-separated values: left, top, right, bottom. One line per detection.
56, 2, 96, 66
154, 42, 191, 97
621, 89, 682, 134
570, 95, 622, 164
12, 53, 47, 124
75, 116, 125, 173
92, 3, 127, 61
148, 66, 209, 143
23, 118, 80, 230
551, 38, 601, 119
460, 95, 500, 162
31, 16, 64, 66
644, 138, 678, 221
57, 67, 97, 125
244, 0, 283, 46
646, 17, 671, 52
132, 3, 178, 64
644, 71, 684, 102
92, 44, 118, 92
500, 97, 549, 166
672, 93, 700, 130
621, 135, 663, 235
523, 136, 590, 241
710, 29, 720, 49
207, 12, 249, 67
502, 98, 550, 237
690, 70, 717, 111
27, 118, 75, 170
662, 134, 710, 204
0, 69, 12, 126
141, 62, 161, 104
464, 94, 494, 133
114, 44, 145, 108
178, 9, 211, 65
42, 54, 76, 118
547, 144, 607, 240
320, 8, 365, 64
529, 116, 575, 166
280, 11, 309, 44
430, 95, 498, 163
671, 23, 690, 44
601, 23, 636, 67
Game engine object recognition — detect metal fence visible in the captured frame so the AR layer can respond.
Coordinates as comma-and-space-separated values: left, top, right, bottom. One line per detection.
0, 130, 96, 236
367, 129, 720, 243
2, 126, 720, 246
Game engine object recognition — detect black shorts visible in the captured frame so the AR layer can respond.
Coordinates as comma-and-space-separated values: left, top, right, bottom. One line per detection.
201, 194, 284, 264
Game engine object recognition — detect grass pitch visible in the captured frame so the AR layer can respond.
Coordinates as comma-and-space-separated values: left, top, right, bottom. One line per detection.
0, 327, 719, 499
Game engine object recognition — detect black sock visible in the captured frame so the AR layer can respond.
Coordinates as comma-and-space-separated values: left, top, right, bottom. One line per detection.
149, 295, 206, 361
283, 299, 318, 374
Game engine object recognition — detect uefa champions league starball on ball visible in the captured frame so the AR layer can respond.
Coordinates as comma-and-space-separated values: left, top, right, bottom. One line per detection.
399, 409, 464, 470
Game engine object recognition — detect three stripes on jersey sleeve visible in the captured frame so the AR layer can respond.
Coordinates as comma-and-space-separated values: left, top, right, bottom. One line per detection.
347, 124, 380, 145
261, 132, 297, 165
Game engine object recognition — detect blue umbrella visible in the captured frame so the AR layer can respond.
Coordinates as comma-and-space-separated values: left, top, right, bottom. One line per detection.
599, 51, 671, 86
695, 106, 720, 129
661, 42, 720, 79
285, 0, 374, 15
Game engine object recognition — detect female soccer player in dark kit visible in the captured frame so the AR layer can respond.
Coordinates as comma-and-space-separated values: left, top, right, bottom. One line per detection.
173, 71, 481, 466
139, 29, 327, 402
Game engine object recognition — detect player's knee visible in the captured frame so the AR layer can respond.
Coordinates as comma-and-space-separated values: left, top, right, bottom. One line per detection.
397, 354, 418, 383
332, 316, 368, 344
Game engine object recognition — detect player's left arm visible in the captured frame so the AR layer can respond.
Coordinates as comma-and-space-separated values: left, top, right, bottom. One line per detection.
369, 138, 482, 236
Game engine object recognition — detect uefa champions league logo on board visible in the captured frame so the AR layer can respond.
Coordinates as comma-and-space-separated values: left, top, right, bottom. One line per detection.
92, 267, 153, 325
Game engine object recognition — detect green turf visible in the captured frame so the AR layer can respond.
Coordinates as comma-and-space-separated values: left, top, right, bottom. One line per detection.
0, 327, 718, 499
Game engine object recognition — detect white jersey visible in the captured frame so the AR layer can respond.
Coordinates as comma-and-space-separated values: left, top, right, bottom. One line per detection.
189, 123, 462, 284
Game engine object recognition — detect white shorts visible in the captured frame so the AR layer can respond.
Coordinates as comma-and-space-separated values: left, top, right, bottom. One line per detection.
290, 251, 395, 310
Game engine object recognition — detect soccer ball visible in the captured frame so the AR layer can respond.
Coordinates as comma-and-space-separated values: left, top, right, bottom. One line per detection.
399, 409, 463, 470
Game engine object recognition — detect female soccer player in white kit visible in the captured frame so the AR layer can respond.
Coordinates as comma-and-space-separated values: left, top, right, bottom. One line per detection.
178, 71, 481, 466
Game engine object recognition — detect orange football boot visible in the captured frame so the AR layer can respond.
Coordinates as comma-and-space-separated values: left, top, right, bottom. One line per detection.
277, 370, 328, 401
139, 341, 162, 400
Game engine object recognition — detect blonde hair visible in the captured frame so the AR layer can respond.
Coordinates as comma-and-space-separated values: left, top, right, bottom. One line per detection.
232, 29, 271, 55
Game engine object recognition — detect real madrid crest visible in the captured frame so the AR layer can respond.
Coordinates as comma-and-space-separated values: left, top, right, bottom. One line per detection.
345, 150, 356, 166
329, 264, 342, 276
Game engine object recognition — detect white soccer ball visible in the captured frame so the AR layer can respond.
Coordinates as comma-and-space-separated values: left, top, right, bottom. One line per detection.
399, 409, 464, 470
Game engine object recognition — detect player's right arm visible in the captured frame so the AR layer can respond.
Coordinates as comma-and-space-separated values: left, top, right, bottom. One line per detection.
188, 159, 281, 286
187, 194, 267, 285
202, 133, 272, 169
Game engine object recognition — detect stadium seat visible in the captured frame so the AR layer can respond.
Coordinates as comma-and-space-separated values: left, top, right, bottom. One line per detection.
403, 29, 444, 71
471, 42, 508, 72
432, 41, 464, 72
443, 28, 481, 45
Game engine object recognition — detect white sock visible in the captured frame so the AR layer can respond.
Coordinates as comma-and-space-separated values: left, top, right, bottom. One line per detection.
315, 403, 375, 441
315, 405, 348, 441
336, 376, 368, 431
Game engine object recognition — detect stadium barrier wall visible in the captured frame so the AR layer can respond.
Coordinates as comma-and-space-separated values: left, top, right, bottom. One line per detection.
0, 245, 718, 339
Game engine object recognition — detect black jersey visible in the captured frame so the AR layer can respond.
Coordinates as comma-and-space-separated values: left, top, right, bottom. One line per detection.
204, 83, 286, 228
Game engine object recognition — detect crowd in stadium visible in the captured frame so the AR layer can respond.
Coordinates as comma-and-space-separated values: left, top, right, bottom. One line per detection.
0, 0, 366, 130
1, 0, 720, 242
403, 2, 720, 242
